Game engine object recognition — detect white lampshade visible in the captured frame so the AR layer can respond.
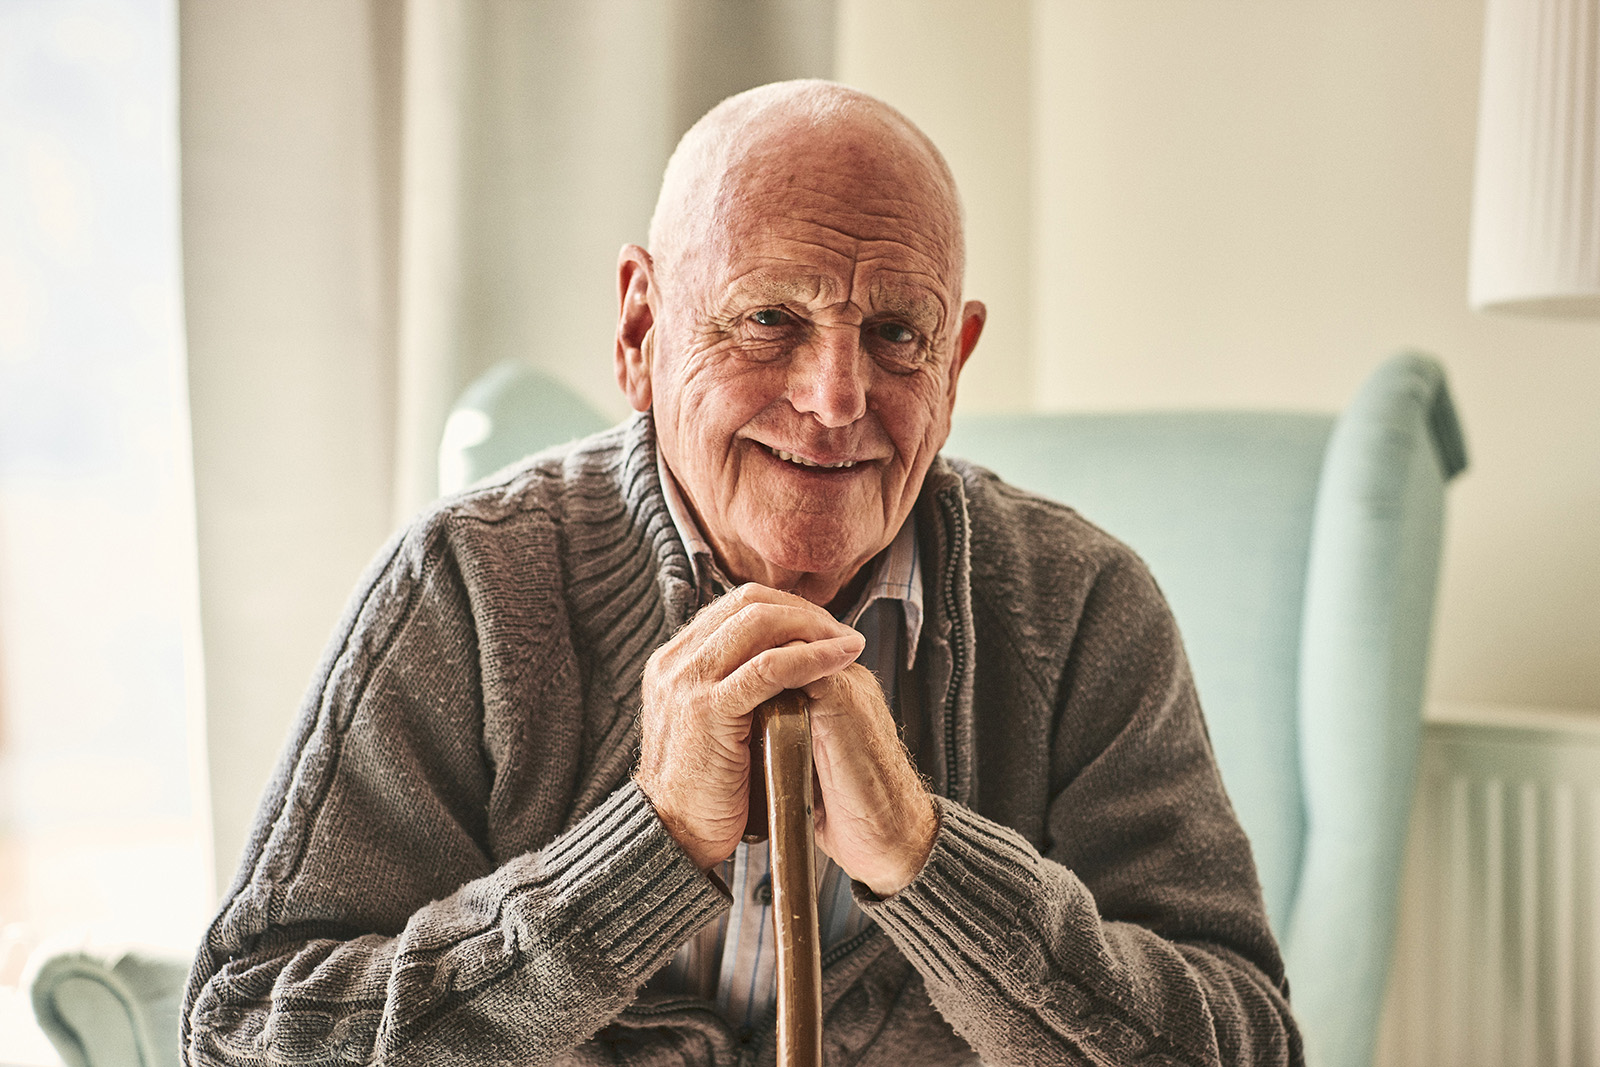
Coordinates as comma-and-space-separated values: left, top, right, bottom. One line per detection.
1469, 0, 1600, 316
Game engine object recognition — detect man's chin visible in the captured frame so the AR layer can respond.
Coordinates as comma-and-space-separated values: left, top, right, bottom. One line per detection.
742, 533, 881, 600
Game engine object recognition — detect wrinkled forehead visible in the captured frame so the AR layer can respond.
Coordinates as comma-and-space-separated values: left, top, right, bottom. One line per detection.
734, 131, 953, 229
653, 92, 964, 275
689, 122, 963, 293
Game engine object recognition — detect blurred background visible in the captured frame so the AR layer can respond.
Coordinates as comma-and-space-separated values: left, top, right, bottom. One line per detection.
1, 0, 1596, 1062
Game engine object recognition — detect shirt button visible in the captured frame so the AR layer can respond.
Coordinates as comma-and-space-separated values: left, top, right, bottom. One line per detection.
753, 876, 773, 906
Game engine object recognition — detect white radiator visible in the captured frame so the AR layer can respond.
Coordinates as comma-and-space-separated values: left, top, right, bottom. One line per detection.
1377, 706, 1600, 1067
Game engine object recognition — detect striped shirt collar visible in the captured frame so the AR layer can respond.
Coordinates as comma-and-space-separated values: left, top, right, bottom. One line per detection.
656, 452, 923, 668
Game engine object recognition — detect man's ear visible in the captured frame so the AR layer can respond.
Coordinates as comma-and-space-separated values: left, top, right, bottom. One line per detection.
950, 299, 986, 390
615, 244, 656, 412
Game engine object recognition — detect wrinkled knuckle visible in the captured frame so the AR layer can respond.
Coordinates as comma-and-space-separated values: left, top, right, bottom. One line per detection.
753, 652, 785, 688
698, 621, 737, 666
719, 604, 753, 642
737, 601, 784, 633
734, 651, 782, 697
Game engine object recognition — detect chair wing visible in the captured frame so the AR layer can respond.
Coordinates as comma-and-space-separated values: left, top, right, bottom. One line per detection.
438, 361, 613, 494
1287, 353, 1466, 1067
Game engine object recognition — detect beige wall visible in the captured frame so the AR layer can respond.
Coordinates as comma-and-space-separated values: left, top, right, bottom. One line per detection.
841, 0, 1600, 713
837, 0, 1036, 413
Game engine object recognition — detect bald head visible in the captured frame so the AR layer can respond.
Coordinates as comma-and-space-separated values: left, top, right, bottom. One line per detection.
647, 80, 965, 290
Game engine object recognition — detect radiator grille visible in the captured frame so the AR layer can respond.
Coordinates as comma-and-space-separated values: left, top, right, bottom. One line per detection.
1378, 711, 1600, 1067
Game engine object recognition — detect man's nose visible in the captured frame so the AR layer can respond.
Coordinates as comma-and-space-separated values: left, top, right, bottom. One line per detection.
787, 327, 868, 427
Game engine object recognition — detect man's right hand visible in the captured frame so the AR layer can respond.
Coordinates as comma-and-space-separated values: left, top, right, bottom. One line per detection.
633, 583, 865, 870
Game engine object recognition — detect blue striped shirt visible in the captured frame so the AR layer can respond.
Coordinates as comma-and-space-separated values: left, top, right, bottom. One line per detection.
649, 456, 923, 1030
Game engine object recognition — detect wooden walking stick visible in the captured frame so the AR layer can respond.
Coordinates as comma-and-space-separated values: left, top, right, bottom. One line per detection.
755, 690, 823, 1067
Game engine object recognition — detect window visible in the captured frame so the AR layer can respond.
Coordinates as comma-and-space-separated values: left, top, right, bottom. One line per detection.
0, 0, 207, 1057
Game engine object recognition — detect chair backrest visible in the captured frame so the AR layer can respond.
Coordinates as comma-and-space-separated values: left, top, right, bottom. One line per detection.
946, 408, 1332, 930
946, 352, 1467, 1067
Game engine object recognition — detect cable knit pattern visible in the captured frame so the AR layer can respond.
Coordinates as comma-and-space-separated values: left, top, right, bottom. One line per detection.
182, 414, 1300, 1066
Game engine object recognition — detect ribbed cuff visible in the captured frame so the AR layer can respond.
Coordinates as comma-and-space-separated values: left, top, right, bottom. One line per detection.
543, 779, 731, 985
856, 797, 1042, 986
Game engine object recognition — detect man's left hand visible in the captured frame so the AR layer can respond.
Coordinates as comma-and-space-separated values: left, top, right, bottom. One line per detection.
803, 664, 938, 897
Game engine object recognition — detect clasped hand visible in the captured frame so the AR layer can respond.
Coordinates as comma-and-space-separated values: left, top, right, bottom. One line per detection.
633, 584, 937, 897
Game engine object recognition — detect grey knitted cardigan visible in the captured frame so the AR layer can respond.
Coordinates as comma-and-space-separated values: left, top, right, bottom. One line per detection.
183, 415, 1300, 1066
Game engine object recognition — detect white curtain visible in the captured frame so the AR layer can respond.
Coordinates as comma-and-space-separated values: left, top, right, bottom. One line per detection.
180, 0, 833, 896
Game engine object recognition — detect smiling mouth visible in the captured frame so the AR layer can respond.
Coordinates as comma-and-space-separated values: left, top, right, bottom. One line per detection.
765, 445, 859, 469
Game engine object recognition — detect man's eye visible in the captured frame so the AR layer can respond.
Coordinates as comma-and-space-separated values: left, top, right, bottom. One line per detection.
751, 309, 788, 327
873, 322, 915, 344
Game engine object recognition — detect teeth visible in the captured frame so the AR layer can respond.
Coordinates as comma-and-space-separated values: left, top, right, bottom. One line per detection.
772, 447, 856, 469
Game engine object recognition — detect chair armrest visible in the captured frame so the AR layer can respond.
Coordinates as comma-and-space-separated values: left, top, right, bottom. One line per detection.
28, 947, 188, 1067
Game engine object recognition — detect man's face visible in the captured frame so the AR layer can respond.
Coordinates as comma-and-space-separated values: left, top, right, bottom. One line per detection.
620, 126, 983, 606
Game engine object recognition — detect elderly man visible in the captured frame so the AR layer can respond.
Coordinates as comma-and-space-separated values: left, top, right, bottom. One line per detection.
183, 81, 1299, 1066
